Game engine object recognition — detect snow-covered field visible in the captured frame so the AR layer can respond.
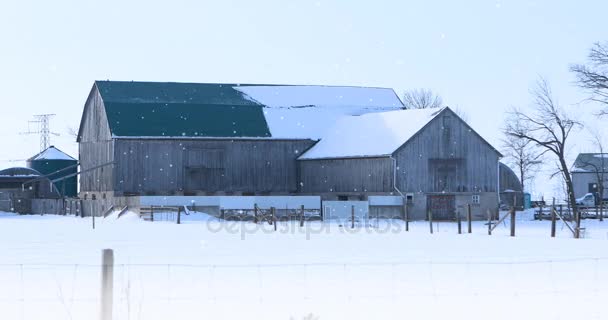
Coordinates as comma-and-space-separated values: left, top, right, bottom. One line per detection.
0, 210, 607, 320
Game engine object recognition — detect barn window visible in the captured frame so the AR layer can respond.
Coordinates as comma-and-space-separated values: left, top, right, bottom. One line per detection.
472, 194, 480, 204
338, 195, 349, 201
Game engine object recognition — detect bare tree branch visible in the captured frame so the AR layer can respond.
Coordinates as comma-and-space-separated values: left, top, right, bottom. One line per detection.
504, 78, 582, 216
402, 88, 443, 109
570, 42, 608, 116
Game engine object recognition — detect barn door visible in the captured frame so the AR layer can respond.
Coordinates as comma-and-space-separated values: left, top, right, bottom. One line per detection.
427, 195, 456, 221
184, 149, 225, 192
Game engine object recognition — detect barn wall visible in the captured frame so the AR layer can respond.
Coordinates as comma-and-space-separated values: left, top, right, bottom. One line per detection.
112, 139, 316, 195
394, 108, 500, 194
79, 86, 115, 193
298, 157, 394, 193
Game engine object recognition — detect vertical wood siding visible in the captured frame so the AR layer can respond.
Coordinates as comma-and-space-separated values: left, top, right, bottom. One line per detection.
298, 157, 394, 193
112, 139, 316, 195
79, 87, 114, 192
394, 109, 500, 193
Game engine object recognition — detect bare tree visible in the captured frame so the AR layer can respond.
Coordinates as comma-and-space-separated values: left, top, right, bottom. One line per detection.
402, 89, 443, 109
579, 129, 606, 221
504, 78, 582, 222
501, 132, 545, 194
570, 42, 608, 116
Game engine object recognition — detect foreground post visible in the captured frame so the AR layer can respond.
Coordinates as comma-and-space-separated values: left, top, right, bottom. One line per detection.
487, 209, 492, 235
272, 207, 277, 231
100, 249, 114, 320
404, 202, 409, 232
300, 205, 305, 227
510, 207, 516, 237
467, 204, 472, 233
351, 205, 355, 229
457, 208, 462, 234
551, 198, 556, 238
575, 208, 581, 239
428, 210, 433, 234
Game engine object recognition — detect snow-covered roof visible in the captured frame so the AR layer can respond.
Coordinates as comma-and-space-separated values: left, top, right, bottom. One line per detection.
29, 146, 76, 161
238, 85, 404, 140
235, 85, 403, 109
92, 81, 404, 141
299, 108, 444, 160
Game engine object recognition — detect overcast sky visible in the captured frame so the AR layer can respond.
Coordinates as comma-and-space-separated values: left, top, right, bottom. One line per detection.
0, 0, 606, 198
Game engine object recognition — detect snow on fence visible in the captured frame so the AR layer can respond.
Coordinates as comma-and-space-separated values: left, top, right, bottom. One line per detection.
0, 254, 607, 320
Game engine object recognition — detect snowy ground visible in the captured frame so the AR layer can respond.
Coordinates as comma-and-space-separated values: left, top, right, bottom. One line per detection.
0, 210, 607, 320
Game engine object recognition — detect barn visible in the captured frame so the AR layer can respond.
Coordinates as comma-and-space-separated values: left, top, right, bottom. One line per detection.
77, 80, 502, 219
297, 107, 502, 220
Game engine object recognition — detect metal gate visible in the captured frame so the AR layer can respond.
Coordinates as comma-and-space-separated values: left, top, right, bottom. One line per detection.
427, 195, 456, 220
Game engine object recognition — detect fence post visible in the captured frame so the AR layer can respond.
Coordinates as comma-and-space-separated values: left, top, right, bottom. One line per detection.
221, 208, 225, 220
254, 204, 258, 224
467, 204, 472, 233
351, 205, 355, 229
93, 212, 95, 230
272, 207, 277, 231
150, 206, 154, 222
404, 202, 409, 232
575, 207, 581, 239
100, 249, 114, 320
300, 205, 305, 227
487, 209, 492, 235
551, 198, 556, 238
457, 207, 462, 234
510, 207, 516, 237
177, 207, 181, 224
428, 209, 433, 234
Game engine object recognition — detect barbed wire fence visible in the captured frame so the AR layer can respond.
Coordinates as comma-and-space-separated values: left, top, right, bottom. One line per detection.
0, 253, 606, 320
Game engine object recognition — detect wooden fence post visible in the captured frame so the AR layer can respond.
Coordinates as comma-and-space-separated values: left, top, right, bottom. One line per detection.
300, 205, 305, 227
428, 209, 433, 234
177, 207, 181, 224
92, 212, 95, 230
220, 208, 225, 220
351, 205, 355, 229
272, 207, 277, 231
254, 204, 258, 224
551, 198, 556, 238
575, 208, 581, 239
457, 207, 462, 234
150, 206, 154, 222
487, 209, 492, 235
510, 207, 516, 237
100, 249, 114, 320
467, 204, 472, 233
404, 202, 409, 232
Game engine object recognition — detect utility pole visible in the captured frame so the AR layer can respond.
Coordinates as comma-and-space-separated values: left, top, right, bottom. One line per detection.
21, 114, 59, 151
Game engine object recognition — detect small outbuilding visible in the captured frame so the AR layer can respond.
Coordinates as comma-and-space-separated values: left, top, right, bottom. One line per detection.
27, 146, 78, 197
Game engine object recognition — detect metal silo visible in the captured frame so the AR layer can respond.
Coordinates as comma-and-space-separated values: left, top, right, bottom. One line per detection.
27, 146, 78, 197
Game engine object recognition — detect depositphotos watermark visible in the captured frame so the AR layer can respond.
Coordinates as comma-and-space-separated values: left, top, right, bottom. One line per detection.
204, 216, 407, 240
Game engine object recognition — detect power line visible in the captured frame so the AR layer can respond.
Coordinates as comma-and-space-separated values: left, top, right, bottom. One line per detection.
20, 114, 60, 151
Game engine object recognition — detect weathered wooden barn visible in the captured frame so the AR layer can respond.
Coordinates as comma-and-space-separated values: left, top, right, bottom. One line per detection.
77, 80, 502, 219
297, 107, 502, 220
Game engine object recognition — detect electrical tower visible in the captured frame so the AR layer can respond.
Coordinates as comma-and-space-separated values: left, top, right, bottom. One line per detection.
21, 114, 60, 151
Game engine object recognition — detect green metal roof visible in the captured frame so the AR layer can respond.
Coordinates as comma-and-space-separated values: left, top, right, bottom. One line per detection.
95, 81, 271, 138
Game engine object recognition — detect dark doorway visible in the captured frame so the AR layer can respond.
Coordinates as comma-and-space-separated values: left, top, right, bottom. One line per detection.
427, 195, 456, 220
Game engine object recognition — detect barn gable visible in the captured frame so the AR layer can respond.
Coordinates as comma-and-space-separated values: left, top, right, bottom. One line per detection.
299, 107, 501, 160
